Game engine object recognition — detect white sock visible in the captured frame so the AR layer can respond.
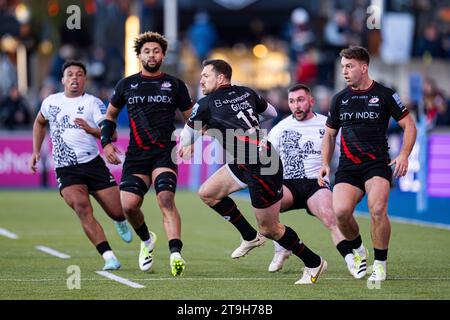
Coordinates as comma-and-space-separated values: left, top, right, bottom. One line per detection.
102, 250, 116, 261
373, 259, 386, 269
273, 240, 285, 252
144, 234, 153, 247
356, 244, 367, 258
344, 253, 354, 267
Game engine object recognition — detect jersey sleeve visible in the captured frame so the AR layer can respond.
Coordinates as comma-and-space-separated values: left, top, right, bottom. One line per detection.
92, 97, 107, 126
186, 99, 210, 129
267, 125, 280, 151
386, 90, 409, 122
110, 78, 126, 109
251, 88, 269, 113
176, 79, 193, 112
39, 97, 50, 120
325, 95, 340, 129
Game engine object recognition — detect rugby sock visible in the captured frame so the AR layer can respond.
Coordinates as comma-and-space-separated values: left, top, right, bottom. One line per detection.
337, 240, 354, 267
96, 241, 112, 257
102, 250, 117, 261
277, 226, 321, 268
169, 239, 183, 253
374, 248, 388, 261
347, 234, 362, 249
134, 222, 150, 242
373, 248, 388, 271
348, 234, 367, 257
273, 240, 287, 252
211, 197, 257, 241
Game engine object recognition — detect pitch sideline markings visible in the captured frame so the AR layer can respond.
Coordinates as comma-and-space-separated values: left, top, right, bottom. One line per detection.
35, 245, 71, 259
95, 271, 145, 288
0, 227, 19, 239
1, 276, 450, 282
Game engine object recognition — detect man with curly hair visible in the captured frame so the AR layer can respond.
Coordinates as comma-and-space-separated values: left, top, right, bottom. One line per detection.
101, 31, 193, 276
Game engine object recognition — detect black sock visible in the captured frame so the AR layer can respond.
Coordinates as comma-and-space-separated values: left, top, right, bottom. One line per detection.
211, 197, 257, 241
96, 241, 112, 255
336, 240, 353, 258
347, 234, 362, 250
169, 239, 183, 254
374, 248, 388, 261
277, 226, 321, 268
134, 222, 150, 242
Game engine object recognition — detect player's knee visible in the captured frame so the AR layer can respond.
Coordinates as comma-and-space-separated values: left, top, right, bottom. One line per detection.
73, 201, 92, 219
320, 209, 338, 229
369, 201, 387, 218
121, 197, 141, 215
154, 172, 177, 195
120, 175, 148, 199
121, 193, 143, 215
334, 206, 353, 221
157, 192, 175, 211
198, 184, 213, 204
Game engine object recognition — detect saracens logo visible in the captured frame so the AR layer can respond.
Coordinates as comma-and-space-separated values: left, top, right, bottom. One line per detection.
368, 96, 380, 107
161, 81, 172, 90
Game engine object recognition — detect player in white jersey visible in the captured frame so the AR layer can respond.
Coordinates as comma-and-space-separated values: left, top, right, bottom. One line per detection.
266, 84, 355, 276
29, 61, 132, 271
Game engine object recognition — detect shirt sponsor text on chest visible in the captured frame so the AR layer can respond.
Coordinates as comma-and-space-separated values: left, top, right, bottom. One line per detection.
339, 111, 380, 120
127, 95, 172, 104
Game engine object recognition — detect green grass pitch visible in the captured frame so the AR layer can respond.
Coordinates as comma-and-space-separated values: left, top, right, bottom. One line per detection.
0, 190, 449, 300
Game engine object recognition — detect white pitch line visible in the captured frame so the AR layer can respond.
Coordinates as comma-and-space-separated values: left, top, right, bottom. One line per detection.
1, 276, 450, 282
35, 245, 71, 259
0, 227, 19, 239
96, 271, 145, 288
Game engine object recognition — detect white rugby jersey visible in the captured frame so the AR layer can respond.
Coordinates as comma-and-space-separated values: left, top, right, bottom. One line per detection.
268, 113, 330, 180
40, 92, 106, 168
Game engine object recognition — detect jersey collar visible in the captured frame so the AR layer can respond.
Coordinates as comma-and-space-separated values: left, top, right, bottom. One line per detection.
349, 80, 375, 93
139, 72, 165, 80
217, 84, 232, 91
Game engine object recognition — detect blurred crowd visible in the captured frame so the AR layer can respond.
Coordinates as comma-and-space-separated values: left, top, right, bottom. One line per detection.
0, 0, 449, 132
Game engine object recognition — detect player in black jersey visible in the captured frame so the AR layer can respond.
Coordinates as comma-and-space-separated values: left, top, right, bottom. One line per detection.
318, 46, 417, 281
179, 59, 327, 284
101, 32, 193, 276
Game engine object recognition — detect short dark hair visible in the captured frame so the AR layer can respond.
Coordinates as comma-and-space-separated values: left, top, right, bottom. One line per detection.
133, 31, 168, 56
62, 61, 87, 75
288, 83, 311, 94
202, 59, 232, 80
339, 46, 370, 65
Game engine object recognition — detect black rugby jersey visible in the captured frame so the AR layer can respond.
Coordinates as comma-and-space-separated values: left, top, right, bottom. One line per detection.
326, 81, 409, 169
111, 72, 192, 154
187, 85, 271, 163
